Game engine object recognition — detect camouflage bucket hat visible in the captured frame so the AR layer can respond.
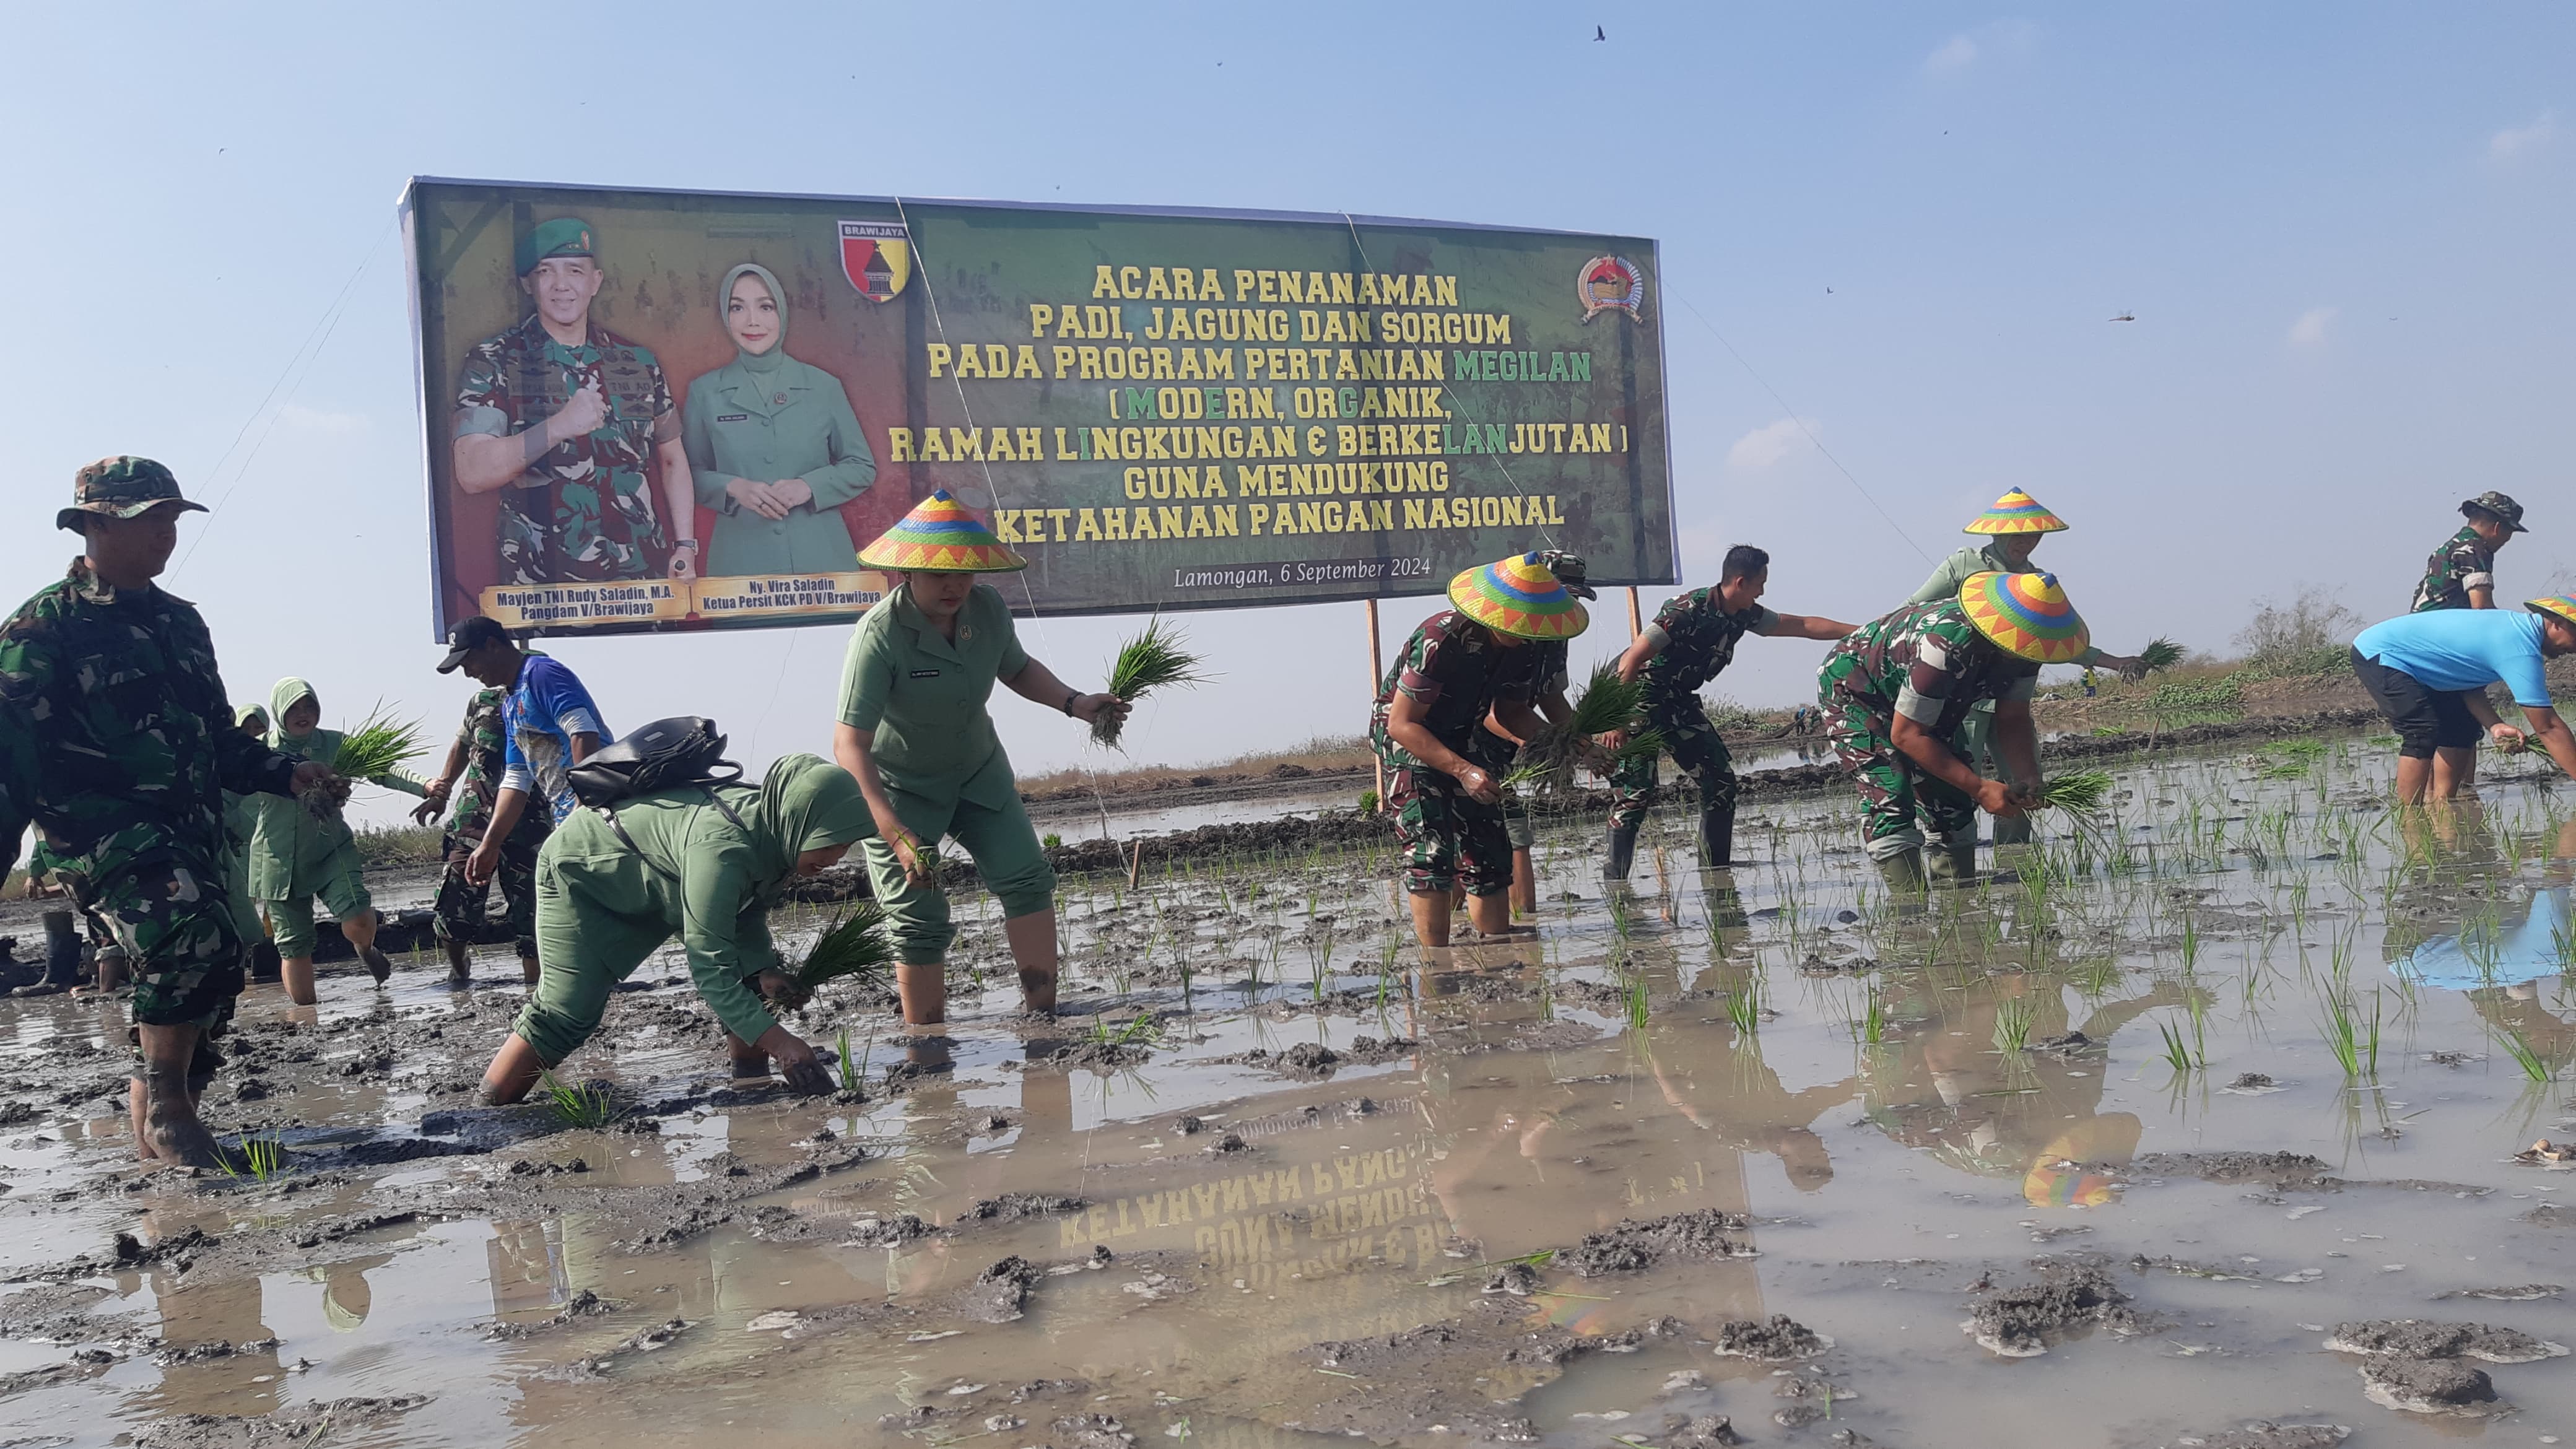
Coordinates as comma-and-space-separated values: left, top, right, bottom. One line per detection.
56, 455, 206, 533
2461, 490, 2529, 533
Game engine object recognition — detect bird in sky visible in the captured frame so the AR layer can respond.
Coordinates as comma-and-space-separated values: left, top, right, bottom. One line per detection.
2109, 311, 2135, 322
1595, 25, 1606, 40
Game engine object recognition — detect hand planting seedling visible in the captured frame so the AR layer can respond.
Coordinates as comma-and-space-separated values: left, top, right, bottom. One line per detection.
1507, 663, 1662, 791
299, 704, 429, 819
767, 903, 895, 1012
1094, 616, 1210, 748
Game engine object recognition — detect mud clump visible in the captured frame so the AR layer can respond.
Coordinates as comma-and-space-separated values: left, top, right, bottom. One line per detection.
2522, 1201, 2572, 1230
1557, 1209, 1755, 1277
845, 1213, 934, 1246
1208, 1133, 1248, 1154
1712, 1314, 1832, 1362
2184, 1423, 2349, 1448
2229, 1072, 2275, 1089
2128, 1151, 2333, 1186
1341, 1035, 1417, 1063
110, 1224, 217, 1273
2324, 1319, 2568, 1363
964, 1256, 1044, 1323
2434, 1284, 2561, 1301
2357, 1355, 2504, 1416
1966, 1259, 2140, 1357
1050, 1413, 1136, 1448
134, 1395, 428, 1448
1658, 1417, 1743, 1448
958, 1192, 1084, 1222
1482, 1262, 1541, 1297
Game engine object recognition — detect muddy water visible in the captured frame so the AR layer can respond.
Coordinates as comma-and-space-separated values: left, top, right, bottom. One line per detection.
4, 733, 2574, 1446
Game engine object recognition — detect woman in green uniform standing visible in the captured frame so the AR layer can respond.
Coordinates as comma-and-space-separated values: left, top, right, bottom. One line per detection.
478, 753, 875, 1102
248, 679, 430, 1004
681, 263, 878, 577
832, 490, 1130, 1026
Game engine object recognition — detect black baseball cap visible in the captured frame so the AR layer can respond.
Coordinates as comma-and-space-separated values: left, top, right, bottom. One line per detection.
437, 616, 513, 673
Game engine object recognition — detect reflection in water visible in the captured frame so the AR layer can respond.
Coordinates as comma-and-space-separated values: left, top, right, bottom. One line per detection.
2392, 885, 2570, 990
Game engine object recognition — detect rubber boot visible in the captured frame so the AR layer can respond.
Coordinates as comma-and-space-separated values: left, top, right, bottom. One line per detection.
12, 910, 82, 996
1698, 802, 1736, 870
1926, 835, 1978, 887
249, 938, 282, 983
1875, 849, 1928, 897
1991, 813, 2033, 847
1603, 822, 1638, 882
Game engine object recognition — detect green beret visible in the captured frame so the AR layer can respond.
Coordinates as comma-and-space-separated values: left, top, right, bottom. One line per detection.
515, 217, 598, 276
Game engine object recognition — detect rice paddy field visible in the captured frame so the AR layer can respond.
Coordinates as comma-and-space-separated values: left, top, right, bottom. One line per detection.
1, 727, 2571, 1447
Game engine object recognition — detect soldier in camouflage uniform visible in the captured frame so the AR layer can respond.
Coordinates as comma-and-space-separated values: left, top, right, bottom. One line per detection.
1604, 546, 1853, 879
1817, 572, 2086, 893
414, 682, 550, 986
1373, 554, 1589, 948
2411, 490, 2527, 614
1464, 550, 1591, 920
450, 217, 702, 585
0, 458, 327, 1168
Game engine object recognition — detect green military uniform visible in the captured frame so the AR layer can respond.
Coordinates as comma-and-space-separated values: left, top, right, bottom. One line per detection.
835, 583, 1058, 963
0, 460, 302, 1045
1370, 610, 1515, 897
223, 704, 271, 968
513, 755, 874, 1064
1608, 590, 1779, 837
682, 262, 878, 577
248, 678, 429, 958
1464, 639, 1567, 853
1906, 542, 2104, 843
454, 219, 680, 585
2411, 526, 2497, 614
430, 685, 549, 955
1817, 599, 2038, 872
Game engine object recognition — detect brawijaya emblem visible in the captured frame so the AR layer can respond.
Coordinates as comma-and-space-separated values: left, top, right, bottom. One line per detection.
1577, 255, 1646, 324
840, 220, 912, 302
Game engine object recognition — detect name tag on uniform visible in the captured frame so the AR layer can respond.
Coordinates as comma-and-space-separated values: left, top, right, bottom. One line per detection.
715, 412, 749, 423
908, 668, 941, 679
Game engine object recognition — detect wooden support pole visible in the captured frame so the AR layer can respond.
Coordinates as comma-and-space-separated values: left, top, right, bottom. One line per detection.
1366, 598, 1386, 811
1626, 585, 1644, 637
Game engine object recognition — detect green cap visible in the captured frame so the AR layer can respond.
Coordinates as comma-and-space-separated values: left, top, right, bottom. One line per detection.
57, 456, 205, 533
515, 217, 597, 276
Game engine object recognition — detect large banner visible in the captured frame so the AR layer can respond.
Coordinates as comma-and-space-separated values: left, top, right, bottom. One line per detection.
402, 178, 1674, 637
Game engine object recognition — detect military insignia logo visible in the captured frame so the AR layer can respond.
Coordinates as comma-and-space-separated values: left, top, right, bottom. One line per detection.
840, 220, 912, 302
1577, 255, 1645, 324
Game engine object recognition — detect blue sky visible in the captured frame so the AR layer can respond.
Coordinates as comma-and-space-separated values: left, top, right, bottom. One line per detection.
4, 4, 2569, 827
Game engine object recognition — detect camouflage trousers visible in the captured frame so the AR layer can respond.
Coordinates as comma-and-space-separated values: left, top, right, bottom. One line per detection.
432, 806, 548, 955
1824, 695, 1974, 861
1462, 733, 1536, 851
67, 850, 246, 1038
1377, 728, 1510, 897
1608, 710, 1737, 832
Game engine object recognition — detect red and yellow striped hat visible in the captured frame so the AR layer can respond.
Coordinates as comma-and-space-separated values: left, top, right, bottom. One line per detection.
1960, 570, 2090, 664
855, 489, 1027, 573
1962, 489, 2070, 536
1447, 552, 1590, 640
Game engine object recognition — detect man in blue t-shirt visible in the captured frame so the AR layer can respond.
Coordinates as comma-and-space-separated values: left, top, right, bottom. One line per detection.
2349, 595, 2576, 803
434, 617, 613, 883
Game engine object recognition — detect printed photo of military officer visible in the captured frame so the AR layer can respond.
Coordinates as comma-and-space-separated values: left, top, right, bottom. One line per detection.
450, 217, 703, 585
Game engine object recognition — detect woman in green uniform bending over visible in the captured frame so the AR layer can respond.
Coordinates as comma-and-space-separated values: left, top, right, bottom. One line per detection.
250, 679, 430, 1004
681, 263, 878, 577
479, 753, 874, 1102
833, 490, 1130, 1025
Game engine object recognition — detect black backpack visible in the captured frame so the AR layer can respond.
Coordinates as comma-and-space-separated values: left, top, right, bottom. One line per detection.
567, 716, 744, 809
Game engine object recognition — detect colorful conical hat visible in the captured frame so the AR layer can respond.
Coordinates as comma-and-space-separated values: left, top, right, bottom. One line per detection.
1447, 552, 1590, 640
855, 488, 1027, 572
1962, 489, 2069, 536
1959, 570, 2089, 663
2526, 595, 2576, 631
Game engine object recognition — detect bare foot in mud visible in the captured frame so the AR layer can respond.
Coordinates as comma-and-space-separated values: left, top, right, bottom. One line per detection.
144, 1112, 226, 1171
362, 947, 394, 985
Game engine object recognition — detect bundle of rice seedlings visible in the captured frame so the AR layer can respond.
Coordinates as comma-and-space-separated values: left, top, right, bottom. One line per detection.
1092, 616, 1210, 749
769, 902, 895, 1012
298, 703, 427, 818
2136, 638, 2185, 672
2035, 770, 2114, 814
1505, 665, 1659, 793
1564, 662, 1646, 738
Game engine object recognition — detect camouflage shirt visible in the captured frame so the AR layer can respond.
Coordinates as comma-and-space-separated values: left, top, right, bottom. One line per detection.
455, 313, 679, 584
1818, 600, 2039, 738
1372, 611, 1514, 765
1640, 588, 1778, 715
0, 559, 296, 890
444, 687, 508, 835
2411, 526, 2495, 613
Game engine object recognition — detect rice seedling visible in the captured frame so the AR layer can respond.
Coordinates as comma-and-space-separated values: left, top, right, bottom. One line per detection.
1724, 977, 1765, 1035
1991, 996, 2036, 1053
1625, 974, 1650, 1032
833, 1027, 874, 1094
2315, 988, 2382, 1078
538, 1072, 620, 1128
221, 1133, 287, 1183
1092, 617, 1211, 747
2137, 637, 2185, 672
298, 703, 430, 816
768, 903, 894, 1011
2154, 1017, 2198, 1073
1859, 992, 1887, 1045
2494, 1024, 2552, 1082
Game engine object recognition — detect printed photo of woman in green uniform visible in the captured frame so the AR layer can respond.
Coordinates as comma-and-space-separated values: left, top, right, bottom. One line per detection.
478, 754, 876, 1102
682, 263, 878, 577
249, 679, 431, 1005
833, 490, 1131, 1026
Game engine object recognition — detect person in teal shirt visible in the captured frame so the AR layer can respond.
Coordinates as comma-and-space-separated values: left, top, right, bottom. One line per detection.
682, 263, 878, 577
833, 490, 1129, 1025
248, 678, 432, 1004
